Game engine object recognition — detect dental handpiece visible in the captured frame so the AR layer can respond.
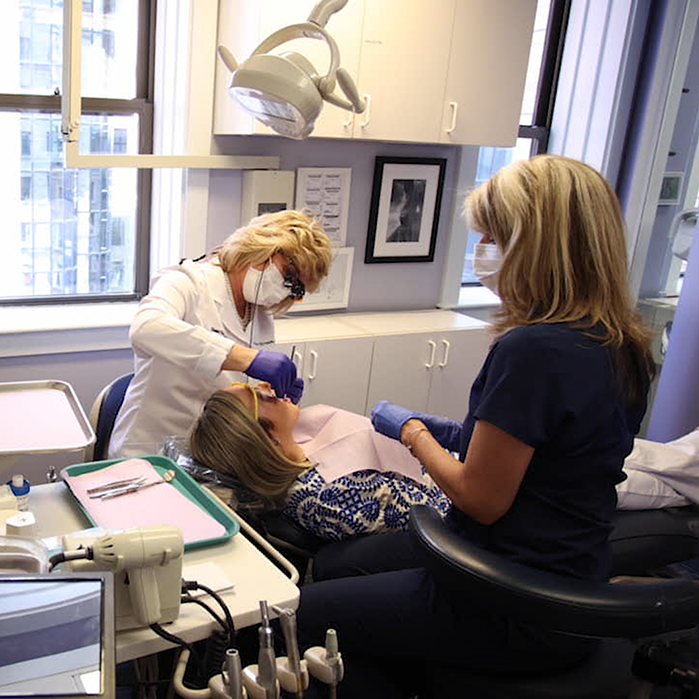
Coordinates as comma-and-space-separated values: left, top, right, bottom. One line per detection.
272, 605, 305, 697
225, 648, 245, 699
274, 607, 302, 677
258, 601, 278, 699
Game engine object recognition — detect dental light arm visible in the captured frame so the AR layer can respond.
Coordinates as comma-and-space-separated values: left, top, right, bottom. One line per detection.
217, 0, 364, 139
89, 526, 184, 626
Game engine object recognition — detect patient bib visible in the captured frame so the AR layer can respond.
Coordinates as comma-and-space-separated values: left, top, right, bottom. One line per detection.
293, 405, 426, 485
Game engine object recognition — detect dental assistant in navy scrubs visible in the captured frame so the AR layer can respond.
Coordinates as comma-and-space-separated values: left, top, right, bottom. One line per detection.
295, 155, 656, 698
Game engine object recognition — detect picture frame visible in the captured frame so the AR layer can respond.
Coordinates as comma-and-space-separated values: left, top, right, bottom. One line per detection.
658, 172, 684, 205
287, 247, 354, 312
365, 156, 447, 263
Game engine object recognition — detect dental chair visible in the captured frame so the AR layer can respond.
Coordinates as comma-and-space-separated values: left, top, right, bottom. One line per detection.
409, 505, 699, 699
90, 373, 325, 581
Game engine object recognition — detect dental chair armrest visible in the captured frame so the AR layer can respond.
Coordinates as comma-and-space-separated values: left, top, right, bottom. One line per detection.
408, 505, 699, 639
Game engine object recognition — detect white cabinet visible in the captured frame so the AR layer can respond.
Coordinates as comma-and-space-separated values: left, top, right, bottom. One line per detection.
439, 0, 537, 146
364, 327, 491, 420
425, 328, 493, 418
213, 0, 536, 146
273, 336, 374, 415
346, 0, 456, 143
274, 310, 491, 421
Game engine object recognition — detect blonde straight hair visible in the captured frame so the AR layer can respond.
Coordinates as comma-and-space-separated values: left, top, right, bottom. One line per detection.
465, 155, 654, 403
188, 390, 309, 499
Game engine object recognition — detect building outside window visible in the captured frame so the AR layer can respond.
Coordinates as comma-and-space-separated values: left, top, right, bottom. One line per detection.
0, 0, 152, 302
461, 0, 568, 284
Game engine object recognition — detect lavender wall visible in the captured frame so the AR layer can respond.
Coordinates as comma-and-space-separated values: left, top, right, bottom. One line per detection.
207, 135, 477, 313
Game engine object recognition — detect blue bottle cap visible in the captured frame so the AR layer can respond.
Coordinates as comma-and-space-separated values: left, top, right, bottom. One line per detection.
8, 475, 30, 497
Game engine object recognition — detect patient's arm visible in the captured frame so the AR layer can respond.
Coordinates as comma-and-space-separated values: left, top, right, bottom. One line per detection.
282, 469, 450, 542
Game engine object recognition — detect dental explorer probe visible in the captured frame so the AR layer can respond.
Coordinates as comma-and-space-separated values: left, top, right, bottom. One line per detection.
272, 605, 309, 698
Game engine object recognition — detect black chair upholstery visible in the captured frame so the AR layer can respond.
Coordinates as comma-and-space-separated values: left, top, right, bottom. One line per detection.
409, 505, 699, 699
609, 506, 699, 576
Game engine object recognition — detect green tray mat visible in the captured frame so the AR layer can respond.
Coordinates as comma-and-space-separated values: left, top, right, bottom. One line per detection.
61, 454, 239, 550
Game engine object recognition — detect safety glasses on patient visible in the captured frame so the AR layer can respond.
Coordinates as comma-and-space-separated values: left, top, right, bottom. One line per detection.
228, 382, 278, 420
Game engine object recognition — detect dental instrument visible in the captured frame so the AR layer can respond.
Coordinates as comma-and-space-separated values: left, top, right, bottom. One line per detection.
243, 600, 280, 699
87, 475, 146, 495
304, 629, 343, 699
94, 469, 176, 499
60, 525, 184, 628
272, 605, 309, 698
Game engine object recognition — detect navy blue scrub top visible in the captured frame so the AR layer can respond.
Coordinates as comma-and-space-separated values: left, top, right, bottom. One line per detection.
448, 322, 647, 581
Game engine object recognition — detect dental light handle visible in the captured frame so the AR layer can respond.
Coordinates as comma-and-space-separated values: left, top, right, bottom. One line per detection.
89, 525, 184, 626
304, 629, 343, 690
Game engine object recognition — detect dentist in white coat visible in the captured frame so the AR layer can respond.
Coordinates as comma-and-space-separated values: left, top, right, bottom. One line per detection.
108, 210, 332, 459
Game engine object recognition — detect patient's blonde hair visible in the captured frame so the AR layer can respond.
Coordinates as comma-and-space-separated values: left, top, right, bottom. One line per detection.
214, 209, 332, 314
188, 390, 309, 500
465, 154, 654, 404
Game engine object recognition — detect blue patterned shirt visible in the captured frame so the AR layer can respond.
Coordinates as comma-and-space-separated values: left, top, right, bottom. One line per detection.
282, 467, 451, 541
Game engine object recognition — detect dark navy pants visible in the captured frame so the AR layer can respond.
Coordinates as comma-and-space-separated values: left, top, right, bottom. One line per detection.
295, 531, 594, 698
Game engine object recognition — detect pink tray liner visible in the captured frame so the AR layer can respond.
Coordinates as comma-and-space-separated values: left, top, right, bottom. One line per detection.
62, 458, 226, 545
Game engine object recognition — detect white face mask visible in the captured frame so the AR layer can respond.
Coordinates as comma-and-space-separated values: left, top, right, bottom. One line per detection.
472, 243, 503, 294
242, 262, 290, 307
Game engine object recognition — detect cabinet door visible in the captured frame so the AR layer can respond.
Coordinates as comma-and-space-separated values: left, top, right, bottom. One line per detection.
365, 332, 435, 415
300, 337, 373, 415
440, 0, 536, 146
426, 328, 492, 420
353, 0, 456, 142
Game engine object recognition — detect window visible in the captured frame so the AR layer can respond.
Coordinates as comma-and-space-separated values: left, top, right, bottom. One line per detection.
0, 0, 153, 304
461, 0, 569, 285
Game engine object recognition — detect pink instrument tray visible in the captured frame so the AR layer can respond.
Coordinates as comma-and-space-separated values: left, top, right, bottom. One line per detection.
61, 455, 239, 550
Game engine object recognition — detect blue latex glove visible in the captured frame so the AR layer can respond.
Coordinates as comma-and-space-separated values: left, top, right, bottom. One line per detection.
370, 400, 418, 441
412, 412, 463, 453
246, 350, 297, 399
287, 377, 304, 405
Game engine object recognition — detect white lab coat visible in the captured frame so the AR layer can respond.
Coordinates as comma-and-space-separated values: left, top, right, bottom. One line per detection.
617, 431, 699, 509
108, 260, 275, 458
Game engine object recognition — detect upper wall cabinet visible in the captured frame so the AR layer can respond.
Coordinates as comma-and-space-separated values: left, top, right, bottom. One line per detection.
213, 0, 537, 146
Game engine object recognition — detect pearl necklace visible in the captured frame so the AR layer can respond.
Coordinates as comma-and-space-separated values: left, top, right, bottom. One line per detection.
224, 268, 250, 327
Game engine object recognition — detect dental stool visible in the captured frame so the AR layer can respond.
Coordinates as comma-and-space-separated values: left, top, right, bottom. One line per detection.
409, 505, 699, 699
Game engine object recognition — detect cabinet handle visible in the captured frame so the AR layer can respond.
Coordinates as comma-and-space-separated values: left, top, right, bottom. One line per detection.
292, 350, 302, 367
360, 94, 371, 128
343, 112, 353, 129
425, 340, 437, 369
438, 339, 450, 368
445, 101, 458, 134
308, 350, 319, 380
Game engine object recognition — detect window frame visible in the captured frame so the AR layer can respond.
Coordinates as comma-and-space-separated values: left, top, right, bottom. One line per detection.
458, 0, 571, 290
0, 0, 155, 306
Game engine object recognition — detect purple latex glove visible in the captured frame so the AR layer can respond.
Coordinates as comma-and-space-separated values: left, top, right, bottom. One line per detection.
246, 350, 297, 399
370, 400, 419, 441
287, 377, 304, 405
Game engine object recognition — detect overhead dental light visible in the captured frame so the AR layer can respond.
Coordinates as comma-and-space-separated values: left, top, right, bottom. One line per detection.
217, 0, 365, 139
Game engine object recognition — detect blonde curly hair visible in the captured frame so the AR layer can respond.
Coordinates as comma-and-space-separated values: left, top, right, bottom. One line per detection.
214, 209, 333, 314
